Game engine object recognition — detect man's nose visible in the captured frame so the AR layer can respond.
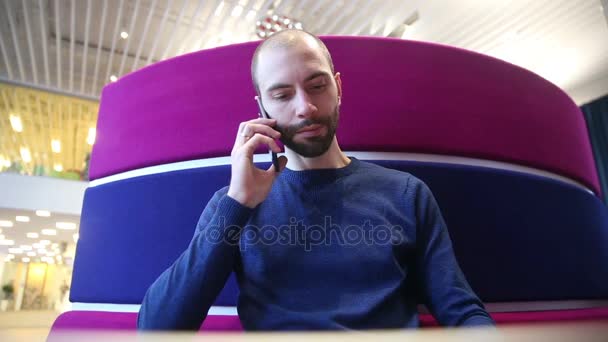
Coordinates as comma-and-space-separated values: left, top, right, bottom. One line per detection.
294, 92, 318, 118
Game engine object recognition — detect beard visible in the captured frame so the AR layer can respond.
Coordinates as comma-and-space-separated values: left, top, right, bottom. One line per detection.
275, 104, 339, 158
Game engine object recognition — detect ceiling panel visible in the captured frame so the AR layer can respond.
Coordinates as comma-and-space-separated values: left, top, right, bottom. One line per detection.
0, 207, 79, 264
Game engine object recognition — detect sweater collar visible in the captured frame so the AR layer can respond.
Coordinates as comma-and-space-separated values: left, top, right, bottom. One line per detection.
280, 157, 360, 184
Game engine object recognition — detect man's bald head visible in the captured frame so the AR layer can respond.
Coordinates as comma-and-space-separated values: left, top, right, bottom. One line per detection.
251, 30, 335, 95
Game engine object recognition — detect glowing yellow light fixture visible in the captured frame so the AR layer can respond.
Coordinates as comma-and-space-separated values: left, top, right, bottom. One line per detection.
20, 147, 32, 163
10, 115, 23, 132
87, 127, 96, 145
51, 139, 61, 153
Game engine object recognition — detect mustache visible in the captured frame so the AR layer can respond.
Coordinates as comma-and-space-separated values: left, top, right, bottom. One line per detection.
277, 118, 329, 136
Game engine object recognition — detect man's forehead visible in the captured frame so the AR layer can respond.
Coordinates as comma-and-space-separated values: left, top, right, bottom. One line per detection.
256, 41, 330, 89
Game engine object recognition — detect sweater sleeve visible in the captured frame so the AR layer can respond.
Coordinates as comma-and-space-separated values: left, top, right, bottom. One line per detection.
137, 188, 252, 330
410, 177, 495, 327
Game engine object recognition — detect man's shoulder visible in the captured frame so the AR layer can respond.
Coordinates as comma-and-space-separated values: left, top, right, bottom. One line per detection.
355, 159, 413, 181
355, 159, 430, 192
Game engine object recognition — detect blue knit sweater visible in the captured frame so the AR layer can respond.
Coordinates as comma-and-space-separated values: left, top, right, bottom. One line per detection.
138, 157, 494, 330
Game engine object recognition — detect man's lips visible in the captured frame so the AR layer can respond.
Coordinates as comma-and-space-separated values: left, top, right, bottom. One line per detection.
296, 124, 323, 137
296, 124, 323, 133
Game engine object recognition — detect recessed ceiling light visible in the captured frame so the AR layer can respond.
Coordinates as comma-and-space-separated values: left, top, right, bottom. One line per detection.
40, 240, 51, 245
87, 127, 96, 145
214, 1, 224, 16
0, 155, 10, 169
20, 147, 32, 163
0, 220, 13, 227
36, 210, 51, 217
73, 233, 79, 243
22, 257, 30, 263
0, 240, 15, 246
54, 164, 63, 172
110, 75, 118, 82
120, 31, 129, 39
41, 229, 57, 236
27, 232, 39, 238
16, 216, 30, 222
37, 248, 47, 254
8, 248, 23, 254
20, 245, 32, 251
10, 115, 23, 132
231, 5, 243, 17
51, 139, 61, 153
42, 256, 55, 264
27, 251, 36, 257
56, 222, 77, 230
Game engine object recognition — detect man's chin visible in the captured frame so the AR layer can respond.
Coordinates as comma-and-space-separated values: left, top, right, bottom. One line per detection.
284, 138, 333, 158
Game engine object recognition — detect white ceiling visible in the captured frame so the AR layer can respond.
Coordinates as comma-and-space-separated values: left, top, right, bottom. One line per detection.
0, 207, 78, 264
0, 0, 606, 102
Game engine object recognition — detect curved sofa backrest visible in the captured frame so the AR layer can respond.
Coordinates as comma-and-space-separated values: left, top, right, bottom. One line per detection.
68, 37, 607, 330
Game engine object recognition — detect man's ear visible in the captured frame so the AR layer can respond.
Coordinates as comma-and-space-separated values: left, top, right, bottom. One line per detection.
335, 72, 342, 104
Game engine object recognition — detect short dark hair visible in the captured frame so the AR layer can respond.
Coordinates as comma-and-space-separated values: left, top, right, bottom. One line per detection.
251, 29, 335, 95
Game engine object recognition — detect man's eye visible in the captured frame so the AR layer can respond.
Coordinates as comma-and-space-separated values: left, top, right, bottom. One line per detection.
310, 84, 326, 91
273, 94, 288, 100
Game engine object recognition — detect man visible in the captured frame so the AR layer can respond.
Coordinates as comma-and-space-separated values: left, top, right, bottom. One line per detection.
137, 30, 494, 330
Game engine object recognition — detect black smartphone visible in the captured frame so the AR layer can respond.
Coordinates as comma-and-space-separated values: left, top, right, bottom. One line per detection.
255, 96, 280, 172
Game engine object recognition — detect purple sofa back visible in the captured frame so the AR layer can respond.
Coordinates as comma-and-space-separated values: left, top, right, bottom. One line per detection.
90, 36, 599, 194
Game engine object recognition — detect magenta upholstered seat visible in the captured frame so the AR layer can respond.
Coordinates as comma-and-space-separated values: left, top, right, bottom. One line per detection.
49, 311, 243, 332
49, 307, 608, 334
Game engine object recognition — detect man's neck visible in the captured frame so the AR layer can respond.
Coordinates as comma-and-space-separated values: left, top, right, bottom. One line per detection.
284, 138, 350, 171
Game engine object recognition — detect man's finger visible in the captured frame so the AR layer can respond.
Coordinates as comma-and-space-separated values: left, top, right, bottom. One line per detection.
242, 117, 277, 127
242, 133, 281, 155
240, 123, 281, 140
235, 119, 279, 146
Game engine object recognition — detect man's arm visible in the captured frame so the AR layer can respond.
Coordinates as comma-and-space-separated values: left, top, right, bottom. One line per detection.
136, 112, 286, 330
410, 177, 495, 326
137, 188, 252, 330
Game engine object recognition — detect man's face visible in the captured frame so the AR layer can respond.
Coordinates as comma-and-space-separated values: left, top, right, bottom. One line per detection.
256, 38, 341, 157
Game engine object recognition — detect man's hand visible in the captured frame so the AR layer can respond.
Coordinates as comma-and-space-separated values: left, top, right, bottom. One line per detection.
227, 117, 288, 208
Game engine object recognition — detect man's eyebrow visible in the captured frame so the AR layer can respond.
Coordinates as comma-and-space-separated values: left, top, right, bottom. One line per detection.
304, 71, 330, 82
266, 83, 291, 93
265, 71, 331, 93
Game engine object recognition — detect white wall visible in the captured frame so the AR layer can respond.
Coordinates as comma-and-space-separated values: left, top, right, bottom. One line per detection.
566, 72, 608, 106
0, 174, 88, 215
